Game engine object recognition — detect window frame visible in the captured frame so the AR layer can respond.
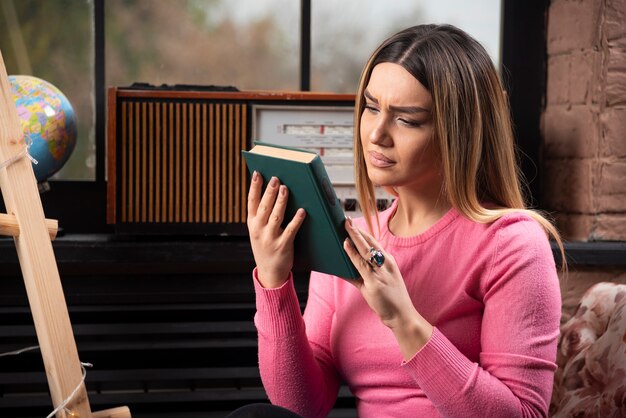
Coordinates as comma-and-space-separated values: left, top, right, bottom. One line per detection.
33, 0, 106, 233
501, 0, 548, 208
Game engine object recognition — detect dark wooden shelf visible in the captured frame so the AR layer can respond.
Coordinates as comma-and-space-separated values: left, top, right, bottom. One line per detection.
2, 235, 624, 271
552, 241, 626, 267
0, 234, 255, 275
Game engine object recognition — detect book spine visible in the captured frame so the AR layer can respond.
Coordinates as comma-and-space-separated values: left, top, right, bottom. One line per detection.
308, 156, 357, 277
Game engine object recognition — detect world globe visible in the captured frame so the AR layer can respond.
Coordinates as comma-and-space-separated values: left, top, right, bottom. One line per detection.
8, 75, 77, 183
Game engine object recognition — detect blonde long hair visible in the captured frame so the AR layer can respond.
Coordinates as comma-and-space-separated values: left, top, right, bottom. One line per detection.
354, 24, 565, 267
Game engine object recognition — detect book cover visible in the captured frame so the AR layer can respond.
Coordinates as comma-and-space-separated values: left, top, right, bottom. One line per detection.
242, 141, 359, 280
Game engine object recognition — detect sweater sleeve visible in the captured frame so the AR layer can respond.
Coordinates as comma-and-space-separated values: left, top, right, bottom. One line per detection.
402, 216, 561, 418
253, 269, 340, 418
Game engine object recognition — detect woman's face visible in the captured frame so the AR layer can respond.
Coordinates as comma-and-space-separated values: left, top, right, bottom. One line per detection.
360, 62, 441, 193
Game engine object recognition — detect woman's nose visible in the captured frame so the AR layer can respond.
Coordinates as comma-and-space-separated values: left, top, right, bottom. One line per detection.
368, 117, 390, 146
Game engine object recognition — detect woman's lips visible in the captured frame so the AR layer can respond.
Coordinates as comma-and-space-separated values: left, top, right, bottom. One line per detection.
368, 151, 395, 168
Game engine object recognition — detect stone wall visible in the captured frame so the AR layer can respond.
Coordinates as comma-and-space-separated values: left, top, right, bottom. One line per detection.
543, 0, 626, 241
543, 0, 626, 320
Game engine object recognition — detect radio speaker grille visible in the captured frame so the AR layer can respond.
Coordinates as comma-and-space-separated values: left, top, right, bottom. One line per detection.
118, 100, 247, 225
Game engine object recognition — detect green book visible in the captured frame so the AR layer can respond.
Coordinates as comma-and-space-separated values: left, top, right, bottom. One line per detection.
242, 141, 359, 280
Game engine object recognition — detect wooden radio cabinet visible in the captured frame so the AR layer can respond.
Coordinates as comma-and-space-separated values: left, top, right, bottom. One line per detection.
106, 87, 355, 235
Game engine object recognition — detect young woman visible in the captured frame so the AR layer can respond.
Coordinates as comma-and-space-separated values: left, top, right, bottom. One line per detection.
242, 24, 562, 418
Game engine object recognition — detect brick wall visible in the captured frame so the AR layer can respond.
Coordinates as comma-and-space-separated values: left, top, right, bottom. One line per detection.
542, 0, 626, 241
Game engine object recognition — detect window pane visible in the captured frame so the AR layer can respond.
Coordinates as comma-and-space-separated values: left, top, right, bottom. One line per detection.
0, 0, 95, 180
105, 0, 299, 91
311, 0, 502, 93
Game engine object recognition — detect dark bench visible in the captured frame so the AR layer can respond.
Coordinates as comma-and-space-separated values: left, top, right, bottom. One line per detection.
0, 236, 357, 418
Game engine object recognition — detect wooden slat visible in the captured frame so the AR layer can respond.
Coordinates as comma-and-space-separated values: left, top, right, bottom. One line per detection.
209, 104, 215, 223
221, 104, 227, 222
181, 103, 188, 223
92, 407, 131, 418
0, 213, 58, 240
241, 105, 248, 222
128, 102, 134, 222
141, 101, 147, 223
215, 105, 221, 223
174, 103, 180, 223
162, 102, 168, 222
195, 103, 201, 222
121, 101, 128, 222
187, 103, 193, 222
116, 89, 355, 102
234, 104, 241, 223
134, 101, 141, 223
168, 102, 174, 222
155, 102, 161, 222
147, 102, 154, 223
202, 104, 207, 223
228, 104, 234, 223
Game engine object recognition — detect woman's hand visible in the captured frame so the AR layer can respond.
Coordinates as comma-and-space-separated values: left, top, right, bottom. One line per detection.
247, 171, 306, 288
343, 218, 433, 359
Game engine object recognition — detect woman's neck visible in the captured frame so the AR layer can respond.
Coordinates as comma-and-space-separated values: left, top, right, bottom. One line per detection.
388, 186, 451, 237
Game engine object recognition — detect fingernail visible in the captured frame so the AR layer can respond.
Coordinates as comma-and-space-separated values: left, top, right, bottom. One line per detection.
347, 216, 354, 226
269, 177, 278, 187
280, 185, 287, 195
252, 171, 259, 182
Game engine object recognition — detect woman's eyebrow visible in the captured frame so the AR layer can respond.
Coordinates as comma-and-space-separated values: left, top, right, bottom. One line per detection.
364, 89, 431, 114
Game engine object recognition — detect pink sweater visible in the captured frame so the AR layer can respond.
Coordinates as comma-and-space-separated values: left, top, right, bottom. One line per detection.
253, 202, 561, 417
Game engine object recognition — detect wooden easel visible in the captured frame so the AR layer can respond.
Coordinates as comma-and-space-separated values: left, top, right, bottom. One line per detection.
0, 52, 130, 418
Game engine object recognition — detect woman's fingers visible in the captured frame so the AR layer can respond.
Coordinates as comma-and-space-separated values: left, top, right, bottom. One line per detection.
255, 176, 281, 225
247, 175, 303, 240
344, 218, 390, 272
345, 217, 375, 259
343, 235, 372, 272
247, 171, 262, 219
268, 185, 288, 230
357, 227, 384, 254
282, 208, 307, 245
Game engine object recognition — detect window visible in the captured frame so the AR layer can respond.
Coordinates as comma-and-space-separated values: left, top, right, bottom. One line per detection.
0, 0, 95, 180
1, 0, 510, 233
105, 0, 300, 91
311, 0, 502, 93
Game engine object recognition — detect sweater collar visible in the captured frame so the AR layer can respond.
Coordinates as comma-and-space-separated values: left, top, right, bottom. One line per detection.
379, 198, 460, 247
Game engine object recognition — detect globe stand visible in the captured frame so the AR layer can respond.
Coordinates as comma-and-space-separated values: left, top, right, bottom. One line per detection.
0, 51, 130, 418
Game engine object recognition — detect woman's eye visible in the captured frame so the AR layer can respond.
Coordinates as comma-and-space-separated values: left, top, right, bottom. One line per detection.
399, 118, 421, 127
364, 104, 379, 114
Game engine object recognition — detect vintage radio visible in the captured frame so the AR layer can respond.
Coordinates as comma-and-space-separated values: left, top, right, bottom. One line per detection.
107, 86, 361, 235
